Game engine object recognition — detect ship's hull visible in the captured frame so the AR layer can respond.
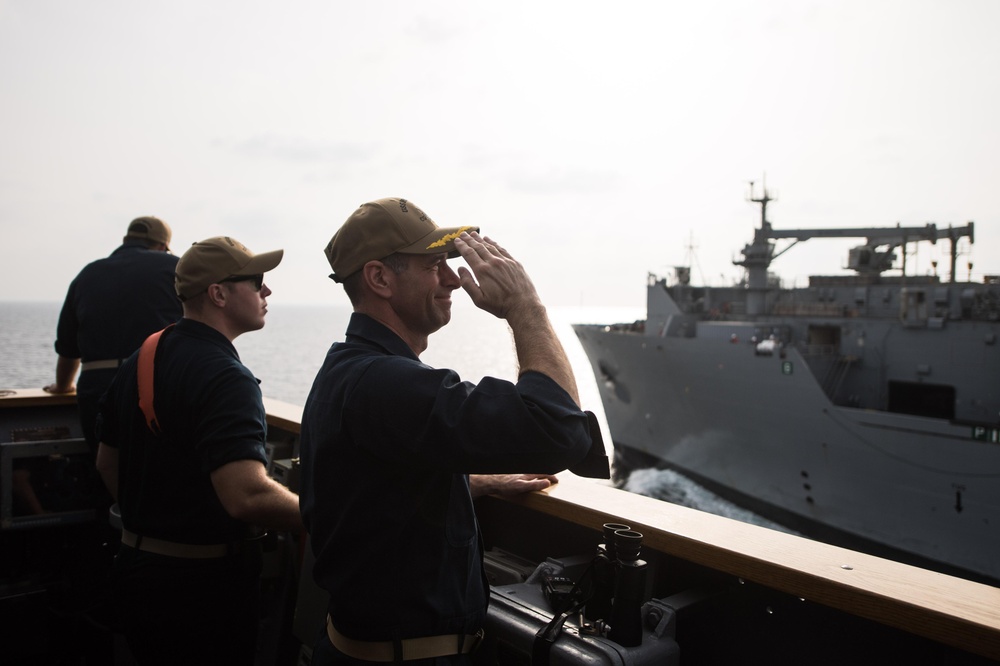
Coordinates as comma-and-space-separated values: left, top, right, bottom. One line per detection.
573, 322, 1000, 585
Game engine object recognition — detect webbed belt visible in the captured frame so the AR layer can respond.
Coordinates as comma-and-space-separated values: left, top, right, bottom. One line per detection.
326, 615, 483, 662
121, 528, 231, 559
81, 359, 123, 372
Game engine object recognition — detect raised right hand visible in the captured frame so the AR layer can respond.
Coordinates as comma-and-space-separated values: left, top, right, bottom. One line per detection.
453, 231, 543, 322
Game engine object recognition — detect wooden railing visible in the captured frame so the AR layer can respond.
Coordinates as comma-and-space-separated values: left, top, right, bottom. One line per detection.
5, 388, 999, 661
504, 474, 1000, 661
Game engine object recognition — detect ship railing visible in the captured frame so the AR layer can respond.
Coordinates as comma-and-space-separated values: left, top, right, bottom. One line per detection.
486, 471, 1000, 662
603, 320, 646, 334
5, 389, 1000, 662
771, 303, 848, 317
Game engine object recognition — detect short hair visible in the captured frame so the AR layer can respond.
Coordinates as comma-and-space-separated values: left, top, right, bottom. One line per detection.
381, 253, 410, 275
342, 253, 410, 305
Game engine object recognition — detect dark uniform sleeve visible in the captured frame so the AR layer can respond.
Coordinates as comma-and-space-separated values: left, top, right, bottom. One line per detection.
186, 363, 269, 474
54, 280, 82, 359
342, 357, 591, 475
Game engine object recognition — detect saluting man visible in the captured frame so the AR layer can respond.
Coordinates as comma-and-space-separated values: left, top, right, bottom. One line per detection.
299, 198, 605, 663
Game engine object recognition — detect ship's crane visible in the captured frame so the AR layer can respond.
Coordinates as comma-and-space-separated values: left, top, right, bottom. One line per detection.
736, 183, 975, 283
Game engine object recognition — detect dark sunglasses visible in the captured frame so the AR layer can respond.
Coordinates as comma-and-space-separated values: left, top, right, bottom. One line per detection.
220, 274, 264, 291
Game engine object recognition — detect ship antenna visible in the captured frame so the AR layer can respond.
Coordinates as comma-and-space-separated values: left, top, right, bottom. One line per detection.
683, 231, 706, 285
748, 177, 773, 230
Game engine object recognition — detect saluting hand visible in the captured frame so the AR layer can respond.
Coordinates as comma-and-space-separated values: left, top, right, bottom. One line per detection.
455, 230, 579, 404
453, 231, 542, 321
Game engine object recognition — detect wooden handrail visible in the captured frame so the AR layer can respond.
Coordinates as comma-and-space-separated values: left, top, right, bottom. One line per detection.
510, 473, 1000, 661
262, 397, 303, 435
0, 388, 78, 409
5, 388, 998, 660
0, 392, 305, 432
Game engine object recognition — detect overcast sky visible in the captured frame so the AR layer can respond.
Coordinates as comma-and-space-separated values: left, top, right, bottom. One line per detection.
2, 0, 997, 310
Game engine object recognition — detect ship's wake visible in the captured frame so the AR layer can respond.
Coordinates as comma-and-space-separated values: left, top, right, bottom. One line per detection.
621, 467, 800, 535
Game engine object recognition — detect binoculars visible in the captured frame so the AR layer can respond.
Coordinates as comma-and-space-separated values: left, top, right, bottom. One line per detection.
586, 522, 648, 647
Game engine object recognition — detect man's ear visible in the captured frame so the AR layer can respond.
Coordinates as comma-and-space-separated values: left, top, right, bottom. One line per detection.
205, 283, 228, 308
361, 261, 393, 298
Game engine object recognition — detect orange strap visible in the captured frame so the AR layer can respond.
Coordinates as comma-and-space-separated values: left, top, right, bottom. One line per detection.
137, 324, 174, 434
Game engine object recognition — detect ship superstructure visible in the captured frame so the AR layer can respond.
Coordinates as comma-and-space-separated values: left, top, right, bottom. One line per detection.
574, 185, 999, 584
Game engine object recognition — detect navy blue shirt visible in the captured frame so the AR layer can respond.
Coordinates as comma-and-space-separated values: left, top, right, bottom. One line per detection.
98, 318, 269, 544
55, 242, 181, 362
55, 241, 182, 448
299, 313, 592, 641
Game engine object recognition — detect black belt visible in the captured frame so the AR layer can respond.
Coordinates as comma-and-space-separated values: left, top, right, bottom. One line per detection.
326, 616, 483, 662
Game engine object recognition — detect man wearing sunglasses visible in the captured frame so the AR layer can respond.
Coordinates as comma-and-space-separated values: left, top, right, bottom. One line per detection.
96, 236, 304, 665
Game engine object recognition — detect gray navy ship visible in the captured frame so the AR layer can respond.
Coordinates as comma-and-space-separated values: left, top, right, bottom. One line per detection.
573, 184, 1000, 586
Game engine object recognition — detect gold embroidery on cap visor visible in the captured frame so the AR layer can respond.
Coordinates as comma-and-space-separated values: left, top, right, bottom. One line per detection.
426, 226, 476, 250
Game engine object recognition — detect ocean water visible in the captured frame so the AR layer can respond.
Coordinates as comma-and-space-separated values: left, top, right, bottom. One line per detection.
0, 300, 785, 530
0, 300, 632, 439
0, 301, 68, 389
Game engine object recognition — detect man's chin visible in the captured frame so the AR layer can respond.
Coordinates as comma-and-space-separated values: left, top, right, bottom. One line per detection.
433, 308, 452, 332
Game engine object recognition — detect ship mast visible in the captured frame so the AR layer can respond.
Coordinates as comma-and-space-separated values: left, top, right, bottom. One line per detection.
733, 182, 975, 315
739, 181, 775, 316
